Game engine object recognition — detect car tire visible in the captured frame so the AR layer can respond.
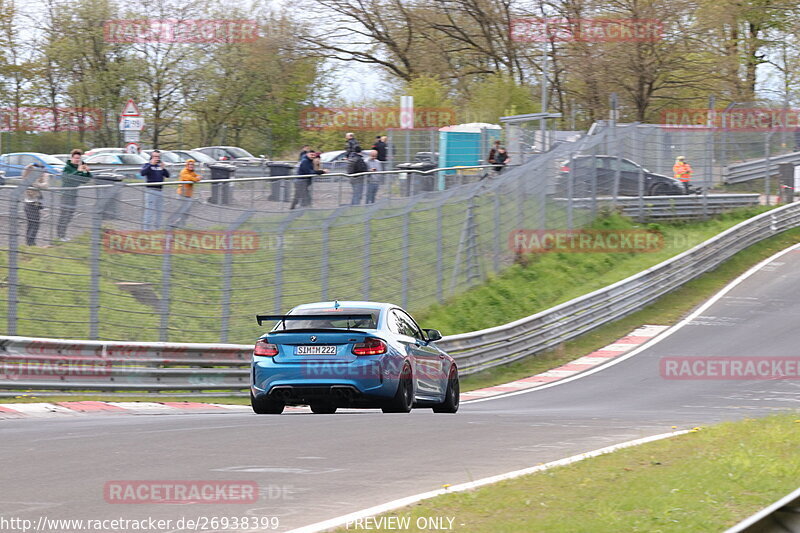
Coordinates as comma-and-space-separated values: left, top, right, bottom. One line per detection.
382, 364, 413, 413
251, 392, 284, 414
432, 367, 460, 414
310, 402, 337, 414
648, 182, 671, 196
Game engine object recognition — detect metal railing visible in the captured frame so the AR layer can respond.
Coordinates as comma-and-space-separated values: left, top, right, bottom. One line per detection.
724, 486, 800, 533
1, 202, 798, 392
0, 123, 781, 345
725, 151, 800, 184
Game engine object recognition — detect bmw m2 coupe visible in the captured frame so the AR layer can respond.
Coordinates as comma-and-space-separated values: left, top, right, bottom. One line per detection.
250, 301, 459, 415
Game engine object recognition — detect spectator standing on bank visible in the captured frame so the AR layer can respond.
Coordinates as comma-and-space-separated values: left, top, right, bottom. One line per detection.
487, 140, 501, 165
364, 149, 383, 204
347, 146, 368, 205
22, 164, 49, 246
57, 149, 92, 241
345, 132, 358, 155
291, 150, 325, 209
140, 150, 170, 230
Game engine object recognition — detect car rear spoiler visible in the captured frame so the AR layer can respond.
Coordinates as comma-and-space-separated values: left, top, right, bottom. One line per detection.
256, 314, 375, 327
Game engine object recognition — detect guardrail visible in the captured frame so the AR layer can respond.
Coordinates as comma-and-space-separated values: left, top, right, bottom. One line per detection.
556, 194, 760, 220
1, 202, 799, 392
725, 151, 800, 184
724, 486, 800, 532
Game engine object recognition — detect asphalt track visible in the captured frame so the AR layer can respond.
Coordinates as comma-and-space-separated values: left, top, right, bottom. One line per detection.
2, 247, 800, 532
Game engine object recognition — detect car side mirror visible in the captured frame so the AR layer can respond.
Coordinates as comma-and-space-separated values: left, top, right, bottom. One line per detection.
424, 329, 442, 342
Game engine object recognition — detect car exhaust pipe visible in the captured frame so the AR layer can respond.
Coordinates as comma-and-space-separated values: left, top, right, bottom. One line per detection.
271, 387, 292, 401
331, 386, 355, 402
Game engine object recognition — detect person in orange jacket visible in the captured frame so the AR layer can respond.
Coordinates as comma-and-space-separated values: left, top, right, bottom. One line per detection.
175, 159, 201, 225
673, 156, 693, 193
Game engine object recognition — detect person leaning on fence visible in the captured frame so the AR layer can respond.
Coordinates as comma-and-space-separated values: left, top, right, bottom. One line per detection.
487, 140, 501, 165
140, 150, 170, 230
290, 150, 325, 209
57, 149, 92, 242
364, 149, 383, 204
494, 147, 510, 173
673, 156, 693, 193
175, 159, 201, 225
347, 146, 368, 205
22, 164, 50, 246
345, 132, 358, 155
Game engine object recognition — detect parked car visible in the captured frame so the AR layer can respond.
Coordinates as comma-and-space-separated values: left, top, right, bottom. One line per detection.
84, 147, 124, 157
251, 301, 459, 415
319, 150, 350, 172
83, 153, 148, 179
170, 150, 216, 165
193, 146, 263, 162
557, 155, 687, 197
0, 153, 65, 178
140, 150, 183, 165
52, 154, 71, 163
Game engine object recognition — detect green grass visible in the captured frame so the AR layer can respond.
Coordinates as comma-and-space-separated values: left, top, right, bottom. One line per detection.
332, 414, 800, 532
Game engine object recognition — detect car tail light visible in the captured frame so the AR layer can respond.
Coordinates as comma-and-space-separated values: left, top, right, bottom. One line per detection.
560, 165, 570, 172
254, 340, 278, 356
352, 338, 387, 356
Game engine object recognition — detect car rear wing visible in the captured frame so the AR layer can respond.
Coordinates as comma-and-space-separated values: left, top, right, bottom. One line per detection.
256, 314, 376, 327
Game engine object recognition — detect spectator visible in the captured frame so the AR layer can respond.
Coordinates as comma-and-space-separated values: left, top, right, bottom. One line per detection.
372, 135, 388, 162
298, 144, 310, 161
345, 132, 358, 155
347, 146, 368, 205
291, 149, 325, 209
494, 147, 510, 173
57, 149, 92, 241
673, 156, 693, 193
175, 159, 201, 225
487, 140, 501, 165
22, 164, 49, 246
140, 150, 170, 230
364, 149, 383, 204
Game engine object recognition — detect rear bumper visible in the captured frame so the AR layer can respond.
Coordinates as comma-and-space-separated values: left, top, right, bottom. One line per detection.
250, 356, 401, 405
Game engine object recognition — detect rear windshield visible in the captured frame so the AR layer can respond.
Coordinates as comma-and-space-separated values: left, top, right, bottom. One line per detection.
273, 307, 381, 331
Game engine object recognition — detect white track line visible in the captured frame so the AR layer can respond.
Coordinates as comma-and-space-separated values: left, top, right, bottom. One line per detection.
464, 242, 800, 404
284, 430, 692, 533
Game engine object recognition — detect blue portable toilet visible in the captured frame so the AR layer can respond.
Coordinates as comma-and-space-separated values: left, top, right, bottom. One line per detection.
438, 123, 501, 189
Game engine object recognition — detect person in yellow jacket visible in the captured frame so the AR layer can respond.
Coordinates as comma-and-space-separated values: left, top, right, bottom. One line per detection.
673, 156, 693, 193
177, 159, 201, 197
175, 159, 201, 225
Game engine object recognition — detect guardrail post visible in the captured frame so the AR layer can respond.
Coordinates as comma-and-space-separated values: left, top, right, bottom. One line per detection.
220, 210, 255, 343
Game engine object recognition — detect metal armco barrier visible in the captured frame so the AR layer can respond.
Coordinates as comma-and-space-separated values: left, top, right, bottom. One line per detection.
2, 202, 800, 392
725, 151, 800, 184
559, 194, 760, 220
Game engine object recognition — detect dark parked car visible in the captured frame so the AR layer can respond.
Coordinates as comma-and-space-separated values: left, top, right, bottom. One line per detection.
193, 146, 267, 177
557, 155, 687, 197
83, 153, 148, 179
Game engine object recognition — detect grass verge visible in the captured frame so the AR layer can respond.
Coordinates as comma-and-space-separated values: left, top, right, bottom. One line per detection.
331, 413, 800, 532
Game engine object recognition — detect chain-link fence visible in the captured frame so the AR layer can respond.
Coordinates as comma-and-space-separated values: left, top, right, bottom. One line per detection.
0, 123, 784, 344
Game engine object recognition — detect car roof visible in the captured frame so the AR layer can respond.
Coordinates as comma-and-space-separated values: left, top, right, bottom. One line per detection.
2, 152, 53, 157
291, 301, 396, 312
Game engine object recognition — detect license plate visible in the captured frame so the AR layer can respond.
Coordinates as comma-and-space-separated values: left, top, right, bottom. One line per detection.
295, 345, 337, 355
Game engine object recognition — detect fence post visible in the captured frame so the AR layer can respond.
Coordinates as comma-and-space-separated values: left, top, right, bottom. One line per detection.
363, 216, 371, 299
159, 231, 173, 342
401, 209, 410, 309
765, 132, 773, 205
436, 203, 443, 304
220, 210, 255, 343
5, 173, 36, 336
493, 193, 500, 273
321, 206, 346, 301
274, 209, 305, 314
567, 153, 574, 229
89, 181, 122, 340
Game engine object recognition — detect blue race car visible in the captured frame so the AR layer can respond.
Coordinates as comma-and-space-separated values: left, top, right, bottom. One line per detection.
251, 301, 459, 415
